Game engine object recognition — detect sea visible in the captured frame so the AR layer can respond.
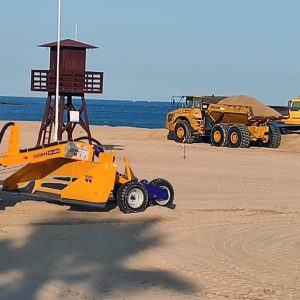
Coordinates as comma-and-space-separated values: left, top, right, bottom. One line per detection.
0, 96, 174, 129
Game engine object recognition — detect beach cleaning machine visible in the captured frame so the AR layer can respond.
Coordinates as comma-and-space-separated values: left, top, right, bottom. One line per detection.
0, 122, 174, 213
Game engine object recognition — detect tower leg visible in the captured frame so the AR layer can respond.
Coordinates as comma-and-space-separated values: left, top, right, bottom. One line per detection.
66, 96, 73, 141
79, 95, 92, 140
37, 94, 92, 145
57, 95, 65, 141
62, 95, 92, 141
37, 93, 55, 146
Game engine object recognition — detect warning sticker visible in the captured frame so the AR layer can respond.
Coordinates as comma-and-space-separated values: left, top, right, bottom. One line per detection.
73, 146, 90, 160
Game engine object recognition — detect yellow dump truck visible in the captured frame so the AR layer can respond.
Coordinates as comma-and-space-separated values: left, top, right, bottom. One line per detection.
270, 97, 300, 133
166, 95, 282, 148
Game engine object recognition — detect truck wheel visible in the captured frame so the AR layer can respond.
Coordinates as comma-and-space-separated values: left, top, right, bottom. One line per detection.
210, 124, 229, 147
116, 181, 148, 213
228, 125, 251, 148
150, 178, 174, 207
174, 121, 193, 143
260, 125, 281, 148
167, 130, 175, 140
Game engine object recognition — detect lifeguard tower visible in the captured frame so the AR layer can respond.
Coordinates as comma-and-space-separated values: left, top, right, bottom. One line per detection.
31, 39, 103, 145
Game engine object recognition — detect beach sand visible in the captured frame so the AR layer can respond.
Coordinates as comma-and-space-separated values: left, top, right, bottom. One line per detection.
0, 121, 300, 299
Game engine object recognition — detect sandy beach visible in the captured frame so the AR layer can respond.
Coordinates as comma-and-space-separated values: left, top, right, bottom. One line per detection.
1, 121, 300, 299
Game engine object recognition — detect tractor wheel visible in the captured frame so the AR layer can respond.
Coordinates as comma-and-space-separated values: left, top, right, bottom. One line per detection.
113, 178, 138, 201
150, 178, 174, 207
227, 125, 251, 148
260, 125, 281, 148
210, 124, 229, 147
116, 181, 148, 213
112, 183, 121, 201
174, 121, 193, 143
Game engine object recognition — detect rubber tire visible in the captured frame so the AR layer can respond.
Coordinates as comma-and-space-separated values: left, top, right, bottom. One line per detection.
116, 181, 148, 213
174, 120, 193, 143
149, 178, 174, 207
210, 124, 229, 147
167, 130, 175, 140
227, 125, 251, 148
260, 125, 281, 148
112, 183, 121, 201
113, 177, 138, 201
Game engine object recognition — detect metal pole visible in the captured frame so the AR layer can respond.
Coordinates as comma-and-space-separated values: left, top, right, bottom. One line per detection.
54, 0, 61, 141
75, 24, 78, 41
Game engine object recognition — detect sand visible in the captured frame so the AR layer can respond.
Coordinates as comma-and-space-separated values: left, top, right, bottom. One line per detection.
1, 121, 300, 300
218, 95, 280, 117
280, 134, 300, 153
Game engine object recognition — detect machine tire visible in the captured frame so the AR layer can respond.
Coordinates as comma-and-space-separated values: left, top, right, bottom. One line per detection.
260, 125, 281, 148
116, 181, 148, 213
167, 130, 175, 140
113, 177, 138, 201
112, 183, 121, 201
227, 125, 251, 148
174, 121, 193, 143
150, 178, 174, 207
210, 124, 229, 147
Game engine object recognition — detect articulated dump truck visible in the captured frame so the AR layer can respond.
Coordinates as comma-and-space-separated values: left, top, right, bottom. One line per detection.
0, 122, 174, 213
166, 96, 282, 148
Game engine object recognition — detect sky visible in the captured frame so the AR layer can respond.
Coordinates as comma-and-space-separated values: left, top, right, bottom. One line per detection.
0, 0, 299, 104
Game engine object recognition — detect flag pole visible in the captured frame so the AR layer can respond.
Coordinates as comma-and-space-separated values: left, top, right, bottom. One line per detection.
54, 0, 61, 141
75, 24, 78, 41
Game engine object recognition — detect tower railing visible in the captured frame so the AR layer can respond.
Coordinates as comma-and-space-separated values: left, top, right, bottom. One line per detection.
31, 70, 104, 94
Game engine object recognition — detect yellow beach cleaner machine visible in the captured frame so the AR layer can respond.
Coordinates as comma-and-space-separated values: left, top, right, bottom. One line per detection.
0, 123, 174, 213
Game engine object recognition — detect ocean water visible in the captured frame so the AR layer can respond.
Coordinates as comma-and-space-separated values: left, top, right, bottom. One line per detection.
0, 96, 174, 129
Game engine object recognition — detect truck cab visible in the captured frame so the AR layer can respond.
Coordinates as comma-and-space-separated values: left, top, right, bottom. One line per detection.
286, 97, 300, 123
166, 95, 225, 143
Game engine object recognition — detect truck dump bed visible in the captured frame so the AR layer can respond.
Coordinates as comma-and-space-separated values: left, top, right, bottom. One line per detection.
204, 103, 282, 126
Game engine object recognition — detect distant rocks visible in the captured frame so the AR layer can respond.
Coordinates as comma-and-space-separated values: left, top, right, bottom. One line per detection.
0, 101, 23, 106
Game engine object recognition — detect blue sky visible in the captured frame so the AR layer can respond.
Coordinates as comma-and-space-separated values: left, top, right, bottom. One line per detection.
0, 0, 299, 104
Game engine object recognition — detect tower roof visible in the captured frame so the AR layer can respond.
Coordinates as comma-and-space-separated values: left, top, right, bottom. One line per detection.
39, 39, 97, 49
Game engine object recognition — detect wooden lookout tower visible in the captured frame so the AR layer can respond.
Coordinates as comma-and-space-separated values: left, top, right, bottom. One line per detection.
31, 39, 103, 145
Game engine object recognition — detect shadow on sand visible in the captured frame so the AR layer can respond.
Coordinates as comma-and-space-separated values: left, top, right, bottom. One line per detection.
0, 214, 197, 299
0, 189, 117, 212
102, 144, 125, 151
0, 189, 35, 210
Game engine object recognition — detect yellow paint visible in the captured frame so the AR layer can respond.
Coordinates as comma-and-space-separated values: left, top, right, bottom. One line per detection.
0, 123, 135, 205
176, 127, 185, 138
213, 131, 221, 143
247, 125, 269, 141
7, 123, 20, 156
230, 132, 238, 144
281, 98, 300, 125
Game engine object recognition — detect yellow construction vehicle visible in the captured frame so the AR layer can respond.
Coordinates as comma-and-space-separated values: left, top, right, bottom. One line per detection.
166, 96, 282, 148
0, 122, 174, 213
270, 97, 300, 133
